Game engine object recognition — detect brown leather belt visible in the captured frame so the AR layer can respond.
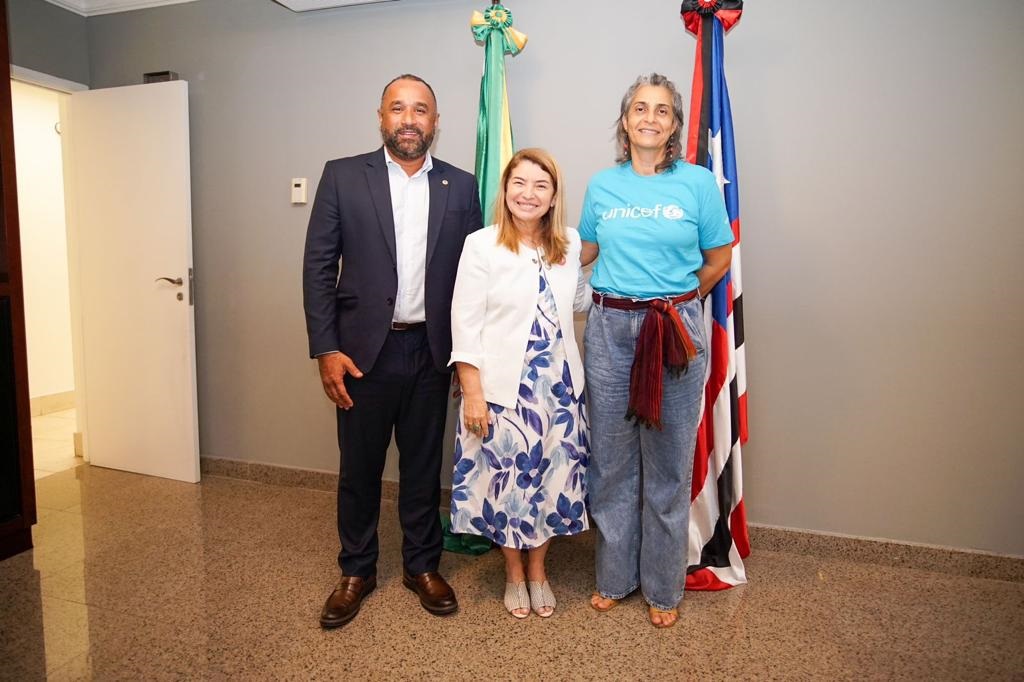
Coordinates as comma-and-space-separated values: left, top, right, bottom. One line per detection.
390, 321, 426, 331
591, 290, 698, 310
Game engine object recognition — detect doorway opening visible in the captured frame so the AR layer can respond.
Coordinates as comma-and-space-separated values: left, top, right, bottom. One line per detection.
10, 73, 86, 480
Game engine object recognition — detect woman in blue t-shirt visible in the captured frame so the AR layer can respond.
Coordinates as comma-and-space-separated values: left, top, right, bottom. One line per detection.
579, 73, 733, 628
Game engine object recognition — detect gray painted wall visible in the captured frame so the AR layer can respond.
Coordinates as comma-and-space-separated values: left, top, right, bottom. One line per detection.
7, 0, 89, 85
19, 0, 1024, 555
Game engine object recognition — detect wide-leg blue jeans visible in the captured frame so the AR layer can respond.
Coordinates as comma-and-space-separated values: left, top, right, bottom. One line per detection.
584, 297, 706, 611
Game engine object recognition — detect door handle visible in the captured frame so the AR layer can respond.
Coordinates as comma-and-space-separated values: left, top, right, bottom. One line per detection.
155, 277, 183, 286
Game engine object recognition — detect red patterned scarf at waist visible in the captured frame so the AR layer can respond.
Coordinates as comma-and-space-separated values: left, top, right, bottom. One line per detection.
592, 291, 699, 429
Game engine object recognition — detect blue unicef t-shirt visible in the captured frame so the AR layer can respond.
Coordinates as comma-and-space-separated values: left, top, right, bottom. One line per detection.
578, 160, 733, 298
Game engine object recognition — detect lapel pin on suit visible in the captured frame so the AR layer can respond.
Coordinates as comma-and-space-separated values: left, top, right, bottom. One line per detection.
442, 179, 449, 186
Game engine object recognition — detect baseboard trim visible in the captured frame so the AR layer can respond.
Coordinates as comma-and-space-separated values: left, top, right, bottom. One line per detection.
748, 523, 1022, 583
200, 455, 451, 510
30, 391, 75, 416
201, 455, 338, 492
199, 456, 1022, 583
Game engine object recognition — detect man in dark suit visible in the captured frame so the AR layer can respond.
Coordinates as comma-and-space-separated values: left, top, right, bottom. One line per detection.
303, 74, 482, 629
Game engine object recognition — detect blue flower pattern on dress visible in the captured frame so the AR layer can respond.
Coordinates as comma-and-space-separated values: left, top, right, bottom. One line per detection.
546, 493, 586, 535
451, 270, 590, 549
470, 499, 508, 546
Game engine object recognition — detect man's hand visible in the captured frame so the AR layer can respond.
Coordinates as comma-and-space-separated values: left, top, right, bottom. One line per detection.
317, 352, 363, 409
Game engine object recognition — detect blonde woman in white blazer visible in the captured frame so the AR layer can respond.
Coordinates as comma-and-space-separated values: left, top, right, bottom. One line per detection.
449, 149, 591, 619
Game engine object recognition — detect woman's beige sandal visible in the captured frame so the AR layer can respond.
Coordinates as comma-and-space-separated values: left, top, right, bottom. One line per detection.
528, 581, 556, 617
504, 582, 530, 619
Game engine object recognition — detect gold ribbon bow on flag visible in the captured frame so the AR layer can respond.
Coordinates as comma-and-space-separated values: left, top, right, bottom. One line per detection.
471, 4, 528, 55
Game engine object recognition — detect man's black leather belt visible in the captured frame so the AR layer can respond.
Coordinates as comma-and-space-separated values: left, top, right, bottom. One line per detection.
390, 321, 426, 331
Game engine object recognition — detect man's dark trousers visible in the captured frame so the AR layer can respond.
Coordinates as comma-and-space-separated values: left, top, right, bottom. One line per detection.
336, 326, 448, 577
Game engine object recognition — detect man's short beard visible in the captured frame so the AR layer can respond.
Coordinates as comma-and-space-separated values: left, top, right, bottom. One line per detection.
382, 126, 434, 161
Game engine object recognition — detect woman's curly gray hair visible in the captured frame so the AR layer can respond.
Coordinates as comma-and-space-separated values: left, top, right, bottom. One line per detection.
614, 73, 685, 174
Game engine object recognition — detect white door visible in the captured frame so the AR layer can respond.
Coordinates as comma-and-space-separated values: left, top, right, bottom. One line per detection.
64, 81, 199, 483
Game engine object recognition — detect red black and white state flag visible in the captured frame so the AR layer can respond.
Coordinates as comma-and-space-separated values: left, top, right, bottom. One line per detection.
682, 0, 750, 591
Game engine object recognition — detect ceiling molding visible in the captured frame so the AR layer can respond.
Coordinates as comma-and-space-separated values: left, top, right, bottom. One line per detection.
43, 0, 199, 17
273, 0, 398, 11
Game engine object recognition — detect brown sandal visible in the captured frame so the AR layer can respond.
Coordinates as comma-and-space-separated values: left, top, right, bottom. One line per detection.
590, 592, 620, 612
648, 606, 679, 628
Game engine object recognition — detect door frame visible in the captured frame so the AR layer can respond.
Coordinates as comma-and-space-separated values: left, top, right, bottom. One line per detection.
10, 67, 89, 463
11, 66, 88, 95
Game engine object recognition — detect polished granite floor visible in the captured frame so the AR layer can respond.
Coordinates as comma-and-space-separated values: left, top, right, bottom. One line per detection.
30, 409, 81, 480
1, 465, 1022, 680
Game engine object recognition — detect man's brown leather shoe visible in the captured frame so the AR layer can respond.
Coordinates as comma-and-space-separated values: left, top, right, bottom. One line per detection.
402, 571, 458, 615
320, 575, 377, 629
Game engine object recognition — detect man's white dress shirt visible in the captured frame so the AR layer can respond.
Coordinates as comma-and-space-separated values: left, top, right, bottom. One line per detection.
384, 147, 431, 324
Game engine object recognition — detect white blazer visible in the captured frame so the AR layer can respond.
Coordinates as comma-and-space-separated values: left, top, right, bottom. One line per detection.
449, 225, 591, 409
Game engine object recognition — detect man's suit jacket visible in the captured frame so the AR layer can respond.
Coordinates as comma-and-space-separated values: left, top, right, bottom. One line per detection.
303, 147, 482, 373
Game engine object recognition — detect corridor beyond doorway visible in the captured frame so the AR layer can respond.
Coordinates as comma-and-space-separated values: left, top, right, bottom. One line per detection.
31, 408, 80, 479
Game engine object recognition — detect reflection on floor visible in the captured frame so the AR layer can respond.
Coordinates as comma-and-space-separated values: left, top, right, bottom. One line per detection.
31, 409, 81, 480
1, 465, 1022, 679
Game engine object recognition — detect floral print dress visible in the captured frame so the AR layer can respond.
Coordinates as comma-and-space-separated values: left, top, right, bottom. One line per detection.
450, 268, 590, 549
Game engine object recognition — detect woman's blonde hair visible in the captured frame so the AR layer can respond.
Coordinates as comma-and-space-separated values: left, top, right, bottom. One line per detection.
493, 148, 569, 265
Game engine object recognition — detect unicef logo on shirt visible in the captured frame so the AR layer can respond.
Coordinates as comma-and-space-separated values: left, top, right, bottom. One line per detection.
663, 204, 684, 220
601, 204, 686, 221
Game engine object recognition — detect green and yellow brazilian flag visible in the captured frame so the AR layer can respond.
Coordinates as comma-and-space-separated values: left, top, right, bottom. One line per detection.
471, 3, 527, 223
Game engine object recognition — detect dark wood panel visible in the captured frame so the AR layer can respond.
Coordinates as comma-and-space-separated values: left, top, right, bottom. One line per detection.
0, 527, 31, 561
0, 297, 22, 524
0, 0, 37, 559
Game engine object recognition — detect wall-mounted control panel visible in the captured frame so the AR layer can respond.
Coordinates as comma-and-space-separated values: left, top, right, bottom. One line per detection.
291, 178, 307, 205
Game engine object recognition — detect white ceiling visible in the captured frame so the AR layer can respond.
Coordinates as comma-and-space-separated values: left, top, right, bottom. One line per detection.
44, 0, 399, 17
43, 0, 198, 17
274, 0, 398, 10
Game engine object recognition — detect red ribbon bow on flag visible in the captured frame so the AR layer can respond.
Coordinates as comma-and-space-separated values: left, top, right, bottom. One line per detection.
680, 0, 743, 34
